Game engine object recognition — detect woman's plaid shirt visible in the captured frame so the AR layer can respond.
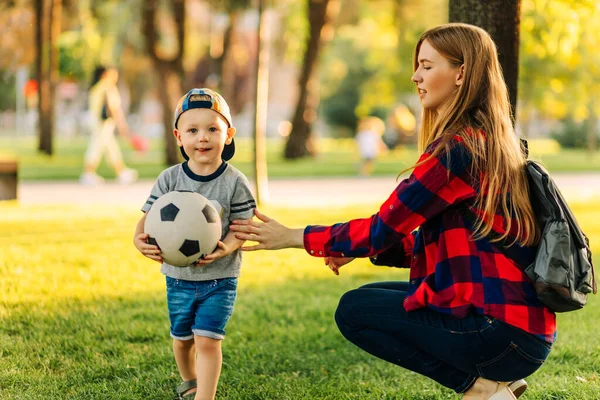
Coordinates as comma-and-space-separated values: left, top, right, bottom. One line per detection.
304, 135, 556, 343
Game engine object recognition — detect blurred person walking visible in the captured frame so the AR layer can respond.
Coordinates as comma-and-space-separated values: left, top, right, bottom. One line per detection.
80, 65, 138, 185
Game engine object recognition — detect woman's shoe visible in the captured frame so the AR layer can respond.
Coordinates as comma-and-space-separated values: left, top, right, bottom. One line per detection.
489, 382, 517, 399
463, 378, 518, 400
508, 379, 527, 398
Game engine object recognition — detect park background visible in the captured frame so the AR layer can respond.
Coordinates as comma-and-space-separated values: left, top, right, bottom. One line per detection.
1, 0, 599, 399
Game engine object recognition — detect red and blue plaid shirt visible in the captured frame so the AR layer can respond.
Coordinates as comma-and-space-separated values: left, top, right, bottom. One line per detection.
304, 134, 556, 343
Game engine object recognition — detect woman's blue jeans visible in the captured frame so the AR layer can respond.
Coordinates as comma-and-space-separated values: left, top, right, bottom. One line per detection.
334, 281, 552, 393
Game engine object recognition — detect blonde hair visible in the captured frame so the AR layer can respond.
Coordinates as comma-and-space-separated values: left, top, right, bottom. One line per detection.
411, 23, 538, 246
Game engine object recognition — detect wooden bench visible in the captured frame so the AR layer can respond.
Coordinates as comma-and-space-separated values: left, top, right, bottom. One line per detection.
0, 159, 18, 201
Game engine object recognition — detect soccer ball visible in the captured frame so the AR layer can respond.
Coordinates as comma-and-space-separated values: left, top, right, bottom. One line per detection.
144, 191, 222, 266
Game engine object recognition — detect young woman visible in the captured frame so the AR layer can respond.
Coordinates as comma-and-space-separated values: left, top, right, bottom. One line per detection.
80, 65, 138, 185
230, 23, 554, 399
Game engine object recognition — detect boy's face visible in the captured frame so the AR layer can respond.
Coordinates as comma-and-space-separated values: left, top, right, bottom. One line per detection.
174, 108, 236, 173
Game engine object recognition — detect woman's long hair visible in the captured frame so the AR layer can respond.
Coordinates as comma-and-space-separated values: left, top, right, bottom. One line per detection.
412, 23, 538, 246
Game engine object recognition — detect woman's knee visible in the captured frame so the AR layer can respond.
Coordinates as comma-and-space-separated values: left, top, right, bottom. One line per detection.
334, 289, 362, 333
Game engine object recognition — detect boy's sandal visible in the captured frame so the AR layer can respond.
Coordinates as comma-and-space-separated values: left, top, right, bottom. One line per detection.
176, 379, 197, 400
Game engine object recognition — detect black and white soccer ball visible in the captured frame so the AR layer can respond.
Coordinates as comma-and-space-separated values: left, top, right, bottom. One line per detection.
144, 191, 222, 267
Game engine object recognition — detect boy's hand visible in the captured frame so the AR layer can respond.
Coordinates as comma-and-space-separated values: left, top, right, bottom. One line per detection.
195, 241, 229, 266
134, 233, 163, 263
325, 256, 355, 275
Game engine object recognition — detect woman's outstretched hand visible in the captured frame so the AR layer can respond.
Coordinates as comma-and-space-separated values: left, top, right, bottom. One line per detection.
230, 209, 305, 251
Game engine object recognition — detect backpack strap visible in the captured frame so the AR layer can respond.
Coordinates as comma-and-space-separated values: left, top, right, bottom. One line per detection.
588, 235, 598, 294
520, 138, 529, 159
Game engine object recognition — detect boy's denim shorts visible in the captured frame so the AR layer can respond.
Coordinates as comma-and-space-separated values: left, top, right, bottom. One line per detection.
166, 276, 237, 341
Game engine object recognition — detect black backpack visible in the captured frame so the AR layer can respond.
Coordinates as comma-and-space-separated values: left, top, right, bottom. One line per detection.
465, 141, 596, 312
521, 159, 596, 312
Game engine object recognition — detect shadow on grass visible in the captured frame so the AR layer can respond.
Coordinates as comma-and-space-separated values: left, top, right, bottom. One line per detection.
1, 273, 450, 400
3, 273, 600, 400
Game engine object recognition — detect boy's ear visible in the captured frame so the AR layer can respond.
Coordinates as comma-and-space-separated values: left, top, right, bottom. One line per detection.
226, 127, 236, 144
173, 129, 182, 145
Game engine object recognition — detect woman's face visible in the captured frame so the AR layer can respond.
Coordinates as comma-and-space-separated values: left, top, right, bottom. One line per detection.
411, 39, 463, 112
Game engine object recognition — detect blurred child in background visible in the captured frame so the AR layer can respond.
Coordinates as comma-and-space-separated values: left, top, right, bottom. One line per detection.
355, 116, 387, 176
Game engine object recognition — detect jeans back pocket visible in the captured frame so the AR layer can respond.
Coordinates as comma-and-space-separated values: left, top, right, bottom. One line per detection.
476, 341, 548, 381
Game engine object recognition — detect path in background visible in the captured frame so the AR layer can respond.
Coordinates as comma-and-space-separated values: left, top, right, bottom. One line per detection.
17, 173, 600, 207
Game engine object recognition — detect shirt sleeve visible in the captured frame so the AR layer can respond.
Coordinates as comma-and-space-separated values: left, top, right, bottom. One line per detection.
303, 136, 477, 258
229, 174, 256, 221
141, 170, 170, 213
369, 231, 416, 268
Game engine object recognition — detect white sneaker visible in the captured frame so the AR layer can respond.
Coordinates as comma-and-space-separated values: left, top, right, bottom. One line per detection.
79, 172, 105, 186
117, 168, 138, 185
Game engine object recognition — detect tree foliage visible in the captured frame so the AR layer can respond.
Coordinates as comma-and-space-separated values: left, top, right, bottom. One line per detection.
519, 0, 600, 122
0, 3, 36, 70
320, 0, 446, 132
1, 0, 597, 155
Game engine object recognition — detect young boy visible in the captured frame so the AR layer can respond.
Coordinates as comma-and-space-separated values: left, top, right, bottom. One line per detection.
133, 88, 255, 400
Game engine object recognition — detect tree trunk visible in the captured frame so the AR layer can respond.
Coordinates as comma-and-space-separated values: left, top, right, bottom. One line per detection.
143, 0, 185, 166
284, 0, 340, 159
449, 0, 521, 124
587, 104, 597, 156
36, 0, 60, 155
220, 11, 246, 115
35, 0, 46, 151
252, 0, 270, 205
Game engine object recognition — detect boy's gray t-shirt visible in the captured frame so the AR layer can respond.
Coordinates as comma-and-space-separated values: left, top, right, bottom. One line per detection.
141, 161, 255, 281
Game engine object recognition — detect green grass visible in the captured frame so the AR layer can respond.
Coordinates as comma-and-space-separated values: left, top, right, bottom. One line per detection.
2, 136, 600, 181
1, 202, 600, 399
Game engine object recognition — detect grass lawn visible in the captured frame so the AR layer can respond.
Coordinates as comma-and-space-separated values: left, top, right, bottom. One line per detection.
2, 136, 600, 181
1, 201, 600, 399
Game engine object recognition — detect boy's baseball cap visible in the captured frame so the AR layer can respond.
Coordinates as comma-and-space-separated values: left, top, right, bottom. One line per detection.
173, 88, 235, 161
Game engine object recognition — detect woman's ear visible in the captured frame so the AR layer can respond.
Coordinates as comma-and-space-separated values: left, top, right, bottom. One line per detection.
456, 64, 465, 86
